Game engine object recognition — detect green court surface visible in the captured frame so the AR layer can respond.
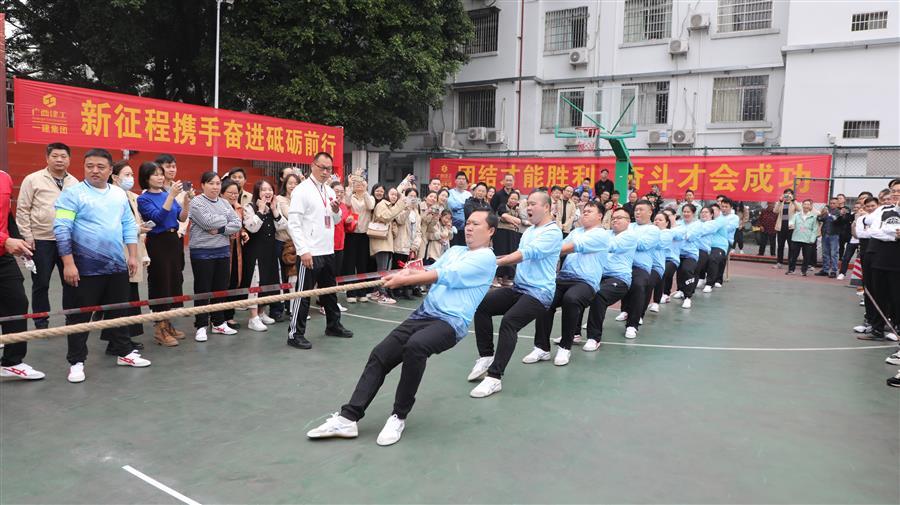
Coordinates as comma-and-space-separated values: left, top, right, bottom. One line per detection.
1, 262, 898, 504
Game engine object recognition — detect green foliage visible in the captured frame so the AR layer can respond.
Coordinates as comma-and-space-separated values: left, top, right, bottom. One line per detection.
2, 0, 473, 148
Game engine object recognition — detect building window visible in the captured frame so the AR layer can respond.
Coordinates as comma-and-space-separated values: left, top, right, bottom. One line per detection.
636, 81, 669, 125
711, 75, 768, 122
545, 6, 589, 51
466, 8, 499, 54
851, 11, 888, 31
457, 88, 495, 129
842, 121, 879, 139
717, 0, 773, 33
541, 88, 585, 130
624, 0, 672, 43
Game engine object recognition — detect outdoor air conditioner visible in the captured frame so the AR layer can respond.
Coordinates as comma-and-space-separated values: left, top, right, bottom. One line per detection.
467, 127, 487, 142
671, 129, 695, 145
647, 130, 670, 145
569, 49, 589, 66
439, 131, 456, 149
485, 129, 506, 144
689, 12, 710, 30
425, 131, 456, 149
669, 39, 689, 55
742, 129, 766, 145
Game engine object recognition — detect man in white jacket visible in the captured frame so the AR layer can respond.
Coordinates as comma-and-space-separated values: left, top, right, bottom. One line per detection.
286, 152, 353, 349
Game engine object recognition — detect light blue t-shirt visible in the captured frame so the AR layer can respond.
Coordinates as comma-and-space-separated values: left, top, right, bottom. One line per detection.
54, 182, 137, 276
652, 228, 672, 275
558, 226, 611, 291
695, 219, 718, 253
605, 229, 638, 286
447, 188, 471, 229
680, 220, 703, 260
667, 227, 685, 265
409, 246, 497, 341
630, 222, 661, 273
710, 215, 731, 251
725, 212, 740, 246
513, 221, 563, 307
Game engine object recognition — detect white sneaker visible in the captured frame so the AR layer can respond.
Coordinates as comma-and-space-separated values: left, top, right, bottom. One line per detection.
697, 279, 706, 288
359, 295, 369, 303
366, 291, 380, 301
887, 333, 899, 342
859, 300, 865, 306
648, 303, 660, 313
338, 303, 348, 312
682, 298, 692, 309
521, 347, 551, 364
307, 413, 358, 439
0, 362, 46, 380
554, 348, 571, 366
248, 317, 268, 332
582, 339, 600, 352
660, 294, 670, 304
702, 285, 713, 293
625, 327, 638, 339
886, 351, 900, 366
212, 323, 238, 335
378, 296, 397, 305
117, 351, 151, 367
67, 362, 85, 383
773, 263, 782, 269
346, 297, 358, 303
640, 318, 643, 325
551, 336, 562, 344
714, 282, 722, 288
615, 312, 628, 322
671, 291, 684, 299
194, 327, 208, 342
469, 377, 502, 398
318, 306, 326, 316
259, 313, 276, 325
853, 324, 872, 334
572, 334, 585, 344
376, 414, 406, 446
467, 356, 494, 382
837, 273, 845, 280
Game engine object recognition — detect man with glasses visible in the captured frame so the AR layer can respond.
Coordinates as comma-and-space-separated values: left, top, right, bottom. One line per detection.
286, 152, 353, 350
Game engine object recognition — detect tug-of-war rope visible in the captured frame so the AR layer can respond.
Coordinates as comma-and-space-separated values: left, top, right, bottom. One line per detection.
0, 279, 384, 346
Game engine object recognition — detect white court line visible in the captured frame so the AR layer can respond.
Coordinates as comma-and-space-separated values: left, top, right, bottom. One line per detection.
122, 465, 202, 505
341, 313, 896, 352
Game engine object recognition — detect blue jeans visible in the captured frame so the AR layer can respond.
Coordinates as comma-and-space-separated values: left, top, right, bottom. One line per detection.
821, 235, 839, 273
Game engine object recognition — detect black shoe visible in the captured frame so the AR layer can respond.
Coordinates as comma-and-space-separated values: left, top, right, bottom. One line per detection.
271, 312, 286, 323
785, 270, 793, 275
814, 270, 828, 277
325, 325, 354, 338
802, 270, 808, 276
411, 287, 424, 297
887, 375, 900, 388
227, 320, 241, 329
828, 272, 837, 279
287, 336, 312, 349
34, 321, 49, 330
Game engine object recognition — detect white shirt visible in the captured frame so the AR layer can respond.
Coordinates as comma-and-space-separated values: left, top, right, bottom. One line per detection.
288, 177, 342, 257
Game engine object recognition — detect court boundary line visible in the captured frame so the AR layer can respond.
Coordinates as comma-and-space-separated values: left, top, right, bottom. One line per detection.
341, 313, 897, 352
122, 465, 202, 505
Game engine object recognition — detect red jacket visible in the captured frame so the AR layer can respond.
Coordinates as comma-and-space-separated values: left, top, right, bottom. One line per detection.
0, 170, 14, 255
333, 202, 351, 251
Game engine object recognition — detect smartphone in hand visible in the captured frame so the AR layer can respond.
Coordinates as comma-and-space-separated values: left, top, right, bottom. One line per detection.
183, 181, 193, 193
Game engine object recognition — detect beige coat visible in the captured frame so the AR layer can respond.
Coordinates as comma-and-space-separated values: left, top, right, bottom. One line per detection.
126, 191, 150, 283
392, 208, 423, 256
347, 191, 376, 234
369, 199, 407, 254
274, 195, 293, 243
553, 199, 578, 233
16, 168, 79, 242
423, 220, 452, 260
773, 201, 800, 231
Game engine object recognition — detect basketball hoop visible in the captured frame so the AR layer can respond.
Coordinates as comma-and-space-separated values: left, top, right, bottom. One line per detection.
575, 126, 600, 138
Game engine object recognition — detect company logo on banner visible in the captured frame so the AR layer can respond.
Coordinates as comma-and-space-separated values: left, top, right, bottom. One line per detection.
14, 78, 344, 168
429, 155, 831, 201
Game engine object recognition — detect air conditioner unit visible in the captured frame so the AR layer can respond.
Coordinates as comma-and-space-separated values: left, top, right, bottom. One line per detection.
669, 39, 689, 55
569, 49, 589, 66
689, 12, 710, 30
467, 127, 487, 142
647, 130, 670, 145
671, 129, 695, 145
439, 131, 456, 149
425, 131, 456, 149
742, 129, 766, 145
485, 129, 506, 144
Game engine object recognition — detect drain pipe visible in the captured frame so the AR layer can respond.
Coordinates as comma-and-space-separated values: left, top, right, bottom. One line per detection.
515, 0, 525, 152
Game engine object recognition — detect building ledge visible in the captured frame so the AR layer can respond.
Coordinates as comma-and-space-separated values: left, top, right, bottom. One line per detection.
782, 37, 900, 54
619, 39, 670, 49
706, 121, 773, 130
710, 28, 780, 40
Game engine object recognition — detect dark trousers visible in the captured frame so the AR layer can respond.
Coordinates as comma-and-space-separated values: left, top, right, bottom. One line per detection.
99, 282, 143, 341
838, 236, 849, 261
271, 240, 287, 317
871, 268, 900, 334
223, 249, 242, 323
862, 252, 877, 324
706, 248, 727, 287
343, 233, 370, 298
288, 254, 341, 339
474, 288, 545, 379
340, 318, 456, 421
191, 256, 230, 328
1, 255, 29, 367
646, 269, 662, 307
63, 272, 132, 364
734, 229, 744, 250
788, 241, 815, 273
662, 260, 677, 297
839, 242, 858, 275
30, 239, 68, 328
585, 276, 630, 342
776, 226, 792, 265
757, 232, 776, 256
146, 231, 184, 312
621, 267, 651, 328
695, 250, 709, 282
534, 280, 595, 351
677, 256, 698, 299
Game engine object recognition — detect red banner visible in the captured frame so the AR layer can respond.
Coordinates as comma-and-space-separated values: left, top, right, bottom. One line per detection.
430, 155, 831, 201
13, 78, 344, 168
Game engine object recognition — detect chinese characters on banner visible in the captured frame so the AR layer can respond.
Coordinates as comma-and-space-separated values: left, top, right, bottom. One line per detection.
13, 78, 344, 170
429, 155, 831, 202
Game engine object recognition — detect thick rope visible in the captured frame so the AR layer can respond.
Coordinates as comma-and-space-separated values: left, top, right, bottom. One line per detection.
0, 279, 384, 345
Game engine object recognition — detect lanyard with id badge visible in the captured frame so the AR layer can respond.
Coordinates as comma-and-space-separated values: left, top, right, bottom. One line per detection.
316, 182, 333, 229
